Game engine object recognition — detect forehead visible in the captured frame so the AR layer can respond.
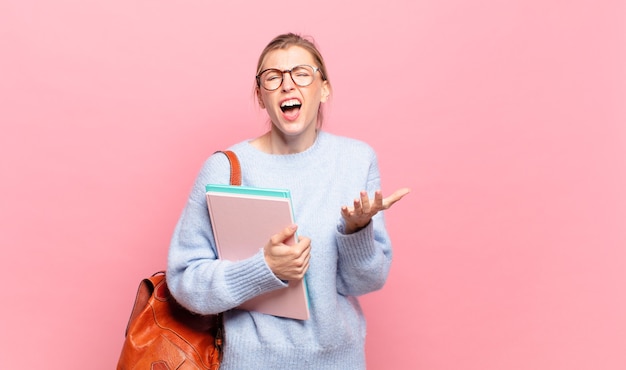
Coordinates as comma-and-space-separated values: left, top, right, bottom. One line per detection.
260, 46, 316, 70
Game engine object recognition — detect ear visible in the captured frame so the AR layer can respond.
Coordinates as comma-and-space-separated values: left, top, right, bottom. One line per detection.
256, 87, 266, 109
320, 81, 330, 103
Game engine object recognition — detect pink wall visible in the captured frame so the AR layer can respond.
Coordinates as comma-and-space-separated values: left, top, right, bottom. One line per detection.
1, 1, 625, 369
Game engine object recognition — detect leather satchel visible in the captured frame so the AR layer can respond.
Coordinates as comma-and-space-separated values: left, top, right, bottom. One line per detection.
117, 150, 241, 370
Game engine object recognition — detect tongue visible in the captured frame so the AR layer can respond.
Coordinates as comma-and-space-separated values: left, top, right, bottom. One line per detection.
282, 107, 300, 121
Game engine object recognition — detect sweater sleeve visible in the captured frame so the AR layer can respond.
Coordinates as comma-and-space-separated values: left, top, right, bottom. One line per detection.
166, 152, 287, 315
334, 151, 393, 296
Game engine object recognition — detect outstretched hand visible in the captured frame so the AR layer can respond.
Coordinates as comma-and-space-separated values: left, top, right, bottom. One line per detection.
341, 188, 410, 234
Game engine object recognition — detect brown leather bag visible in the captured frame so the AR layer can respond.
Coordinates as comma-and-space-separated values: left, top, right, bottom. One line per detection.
117, 150, 241, 370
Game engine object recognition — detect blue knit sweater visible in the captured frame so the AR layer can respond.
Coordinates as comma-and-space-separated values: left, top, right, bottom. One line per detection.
167, 131, 393, 369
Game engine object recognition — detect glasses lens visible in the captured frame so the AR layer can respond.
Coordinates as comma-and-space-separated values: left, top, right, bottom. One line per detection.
260, 69, 283, 91
291, 65, 315, 87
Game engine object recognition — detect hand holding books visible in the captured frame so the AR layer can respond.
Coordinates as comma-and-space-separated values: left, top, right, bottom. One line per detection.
263, 224, 311, 281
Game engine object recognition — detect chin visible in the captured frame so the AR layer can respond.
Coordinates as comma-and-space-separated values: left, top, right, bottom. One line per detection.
273, 119, 305, 132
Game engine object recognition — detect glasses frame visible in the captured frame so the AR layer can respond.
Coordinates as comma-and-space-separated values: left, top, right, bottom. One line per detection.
256, 64, 321, 91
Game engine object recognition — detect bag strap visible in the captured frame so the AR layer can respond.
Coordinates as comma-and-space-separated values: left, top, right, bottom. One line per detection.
213, 150, 240, 347
217, 150, 241, 186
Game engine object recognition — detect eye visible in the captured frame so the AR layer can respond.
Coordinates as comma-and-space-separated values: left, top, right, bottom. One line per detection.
293, 66, 312, 77
262, 70, 281, 81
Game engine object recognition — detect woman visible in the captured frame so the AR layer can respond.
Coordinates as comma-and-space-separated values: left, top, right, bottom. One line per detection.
167, 32, 409, 369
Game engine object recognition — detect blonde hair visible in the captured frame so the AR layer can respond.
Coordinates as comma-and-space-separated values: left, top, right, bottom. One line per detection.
255, 33, 331, 126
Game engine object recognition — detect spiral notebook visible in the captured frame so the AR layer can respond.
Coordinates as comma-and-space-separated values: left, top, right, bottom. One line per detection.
205, 184, 310, 320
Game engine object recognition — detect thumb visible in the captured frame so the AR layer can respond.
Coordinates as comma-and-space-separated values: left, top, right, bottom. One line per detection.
273, 224, 298, 244
383, 188, 411, 210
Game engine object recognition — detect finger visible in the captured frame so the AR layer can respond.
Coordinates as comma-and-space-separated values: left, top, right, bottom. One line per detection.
271, 224, 298, 244
297, 243, 311, 268
359, 190, 371, 213
341, 205, 353, 218
373, 190, 384, 210
382, 188, 411, 210
295, 237, 311, 257
383, 188, 410, 208
300, 253, 311, 275
353, 198, 362, 214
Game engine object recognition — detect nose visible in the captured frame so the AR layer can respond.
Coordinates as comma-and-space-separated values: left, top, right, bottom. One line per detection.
281, 71, 296, 91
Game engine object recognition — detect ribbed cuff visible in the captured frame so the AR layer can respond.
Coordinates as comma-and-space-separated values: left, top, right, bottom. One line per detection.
223, 249, 287, 304
335, 220, 377, 265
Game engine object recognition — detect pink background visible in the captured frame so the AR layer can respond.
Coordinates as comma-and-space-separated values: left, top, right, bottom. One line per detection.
1, 1, 625, 369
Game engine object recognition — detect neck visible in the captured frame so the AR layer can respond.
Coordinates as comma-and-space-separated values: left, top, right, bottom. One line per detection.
253, 128, 318, 155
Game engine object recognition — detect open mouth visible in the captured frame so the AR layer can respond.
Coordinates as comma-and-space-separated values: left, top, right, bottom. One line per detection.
280, 99, 302, 113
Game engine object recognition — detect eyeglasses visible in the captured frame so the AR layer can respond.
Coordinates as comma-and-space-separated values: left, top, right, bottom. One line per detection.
256, 64, 321, 91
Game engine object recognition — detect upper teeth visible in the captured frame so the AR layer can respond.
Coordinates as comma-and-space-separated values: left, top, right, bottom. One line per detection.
281, 99, 300, 107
